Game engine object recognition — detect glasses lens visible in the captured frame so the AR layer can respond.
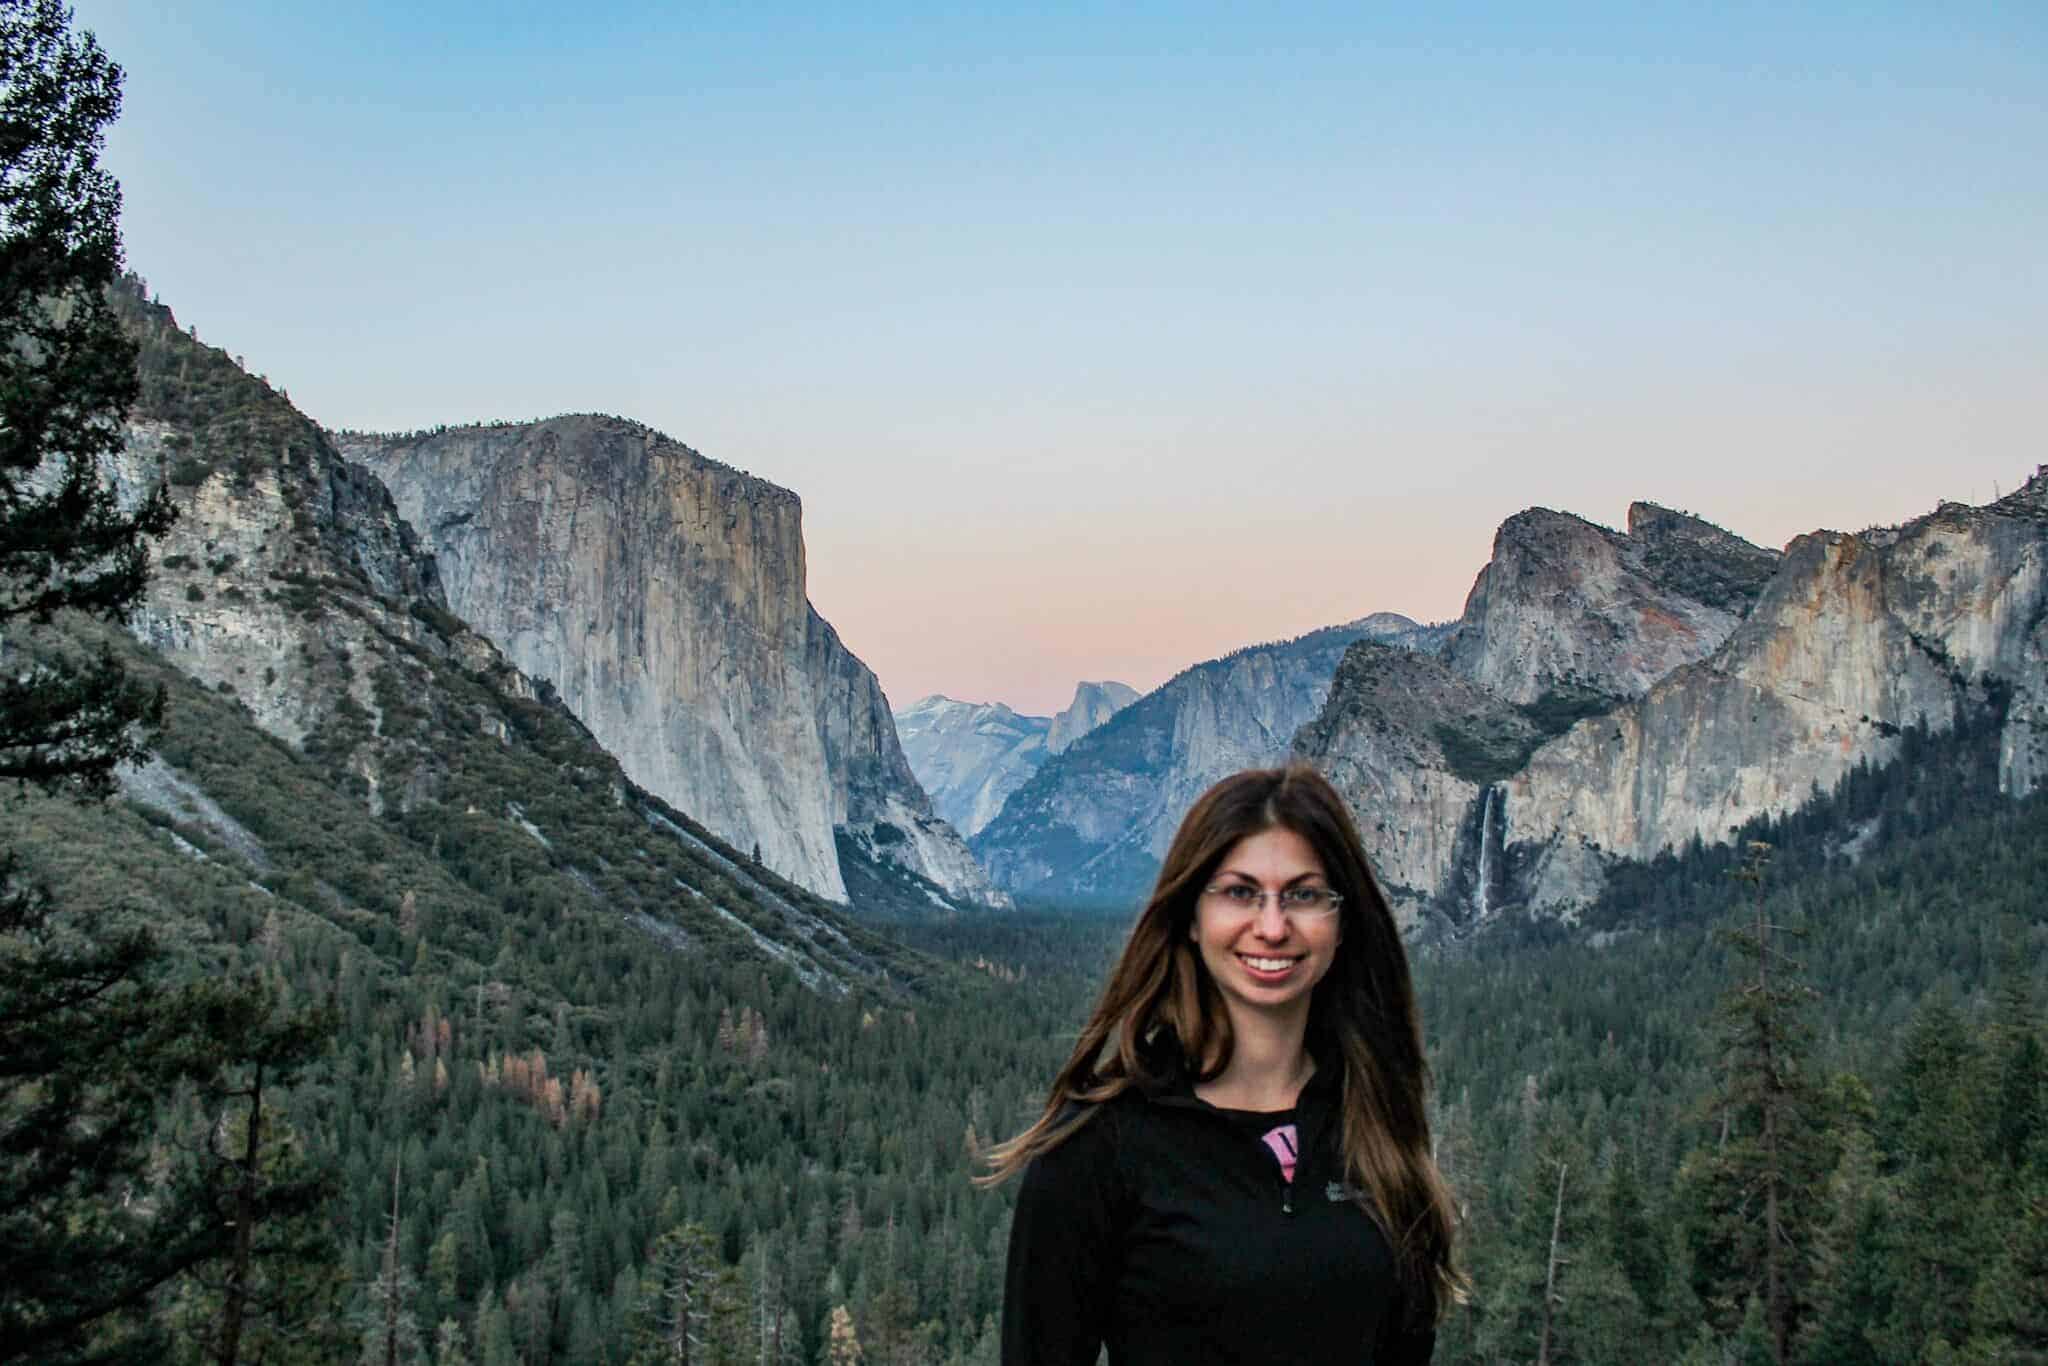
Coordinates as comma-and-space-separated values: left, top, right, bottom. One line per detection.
1282, 888, 1338, 915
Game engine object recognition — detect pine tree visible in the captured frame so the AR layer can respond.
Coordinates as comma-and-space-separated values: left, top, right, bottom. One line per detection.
1879, 995, 1994, 1358
160, 989, 345, 1366
1679, 843, 1828, 1364
1604, 1144, 1665, 1326
0, 0, 173, 795
0, 4, 247, 1359
361, 1157, 425, 1366
820, 1305, 862, 1366
633, 1222, 721, 1365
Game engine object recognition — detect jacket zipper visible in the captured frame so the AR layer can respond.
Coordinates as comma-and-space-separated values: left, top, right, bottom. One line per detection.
1149, 1070, 1331, 1219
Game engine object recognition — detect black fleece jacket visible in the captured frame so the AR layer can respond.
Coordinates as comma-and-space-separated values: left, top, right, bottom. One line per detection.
1001, 1052, 1434, 1365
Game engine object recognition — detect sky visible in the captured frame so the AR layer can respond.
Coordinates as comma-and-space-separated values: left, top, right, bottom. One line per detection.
83, 2, 2047, 716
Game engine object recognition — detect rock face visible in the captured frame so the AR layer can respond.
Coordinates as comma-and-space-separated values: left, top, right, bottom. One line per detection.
111, 287, 471, 809
341, 417, 1006, 908
894, 697, 1050, 838
1506, 485, 2048, 911
896, 681, 1139, 838
1297, 482, 2048, 930
1292, 643, 1540, 927
98, 280, 924, 986
1443, 503, 1779, 705
1046, 681, 1139, 754
971, 619, 1431, 904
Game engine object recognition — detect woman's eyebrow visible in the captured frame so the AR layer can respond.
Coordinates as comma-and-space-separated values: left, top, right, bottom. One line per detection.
1211, 867, 1326, 886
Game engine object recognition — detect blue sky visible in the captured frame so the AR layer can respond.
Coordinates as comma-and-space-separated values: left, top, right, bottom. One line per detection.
85, 1, 2047, 713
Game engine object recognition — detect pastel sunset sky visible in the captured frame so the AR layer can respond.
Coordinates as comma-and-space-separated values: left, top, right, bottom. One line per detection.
86, 2, 2045, 715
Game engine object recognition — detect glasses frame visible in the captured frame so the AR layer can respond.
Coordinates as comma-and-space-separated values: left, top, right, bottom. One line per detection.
1198, 882, 1344, 920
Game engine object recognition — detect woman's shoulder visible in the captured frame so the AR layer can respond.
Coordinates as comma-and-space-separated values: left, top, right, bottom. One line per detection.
1047, 1090, 1142, 1149
1021, 1092, 1143, 1180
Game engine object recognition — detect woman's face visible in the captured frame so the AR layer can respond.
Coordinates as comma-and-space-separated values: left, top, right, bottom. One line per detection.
1189, 825, 1343, 1030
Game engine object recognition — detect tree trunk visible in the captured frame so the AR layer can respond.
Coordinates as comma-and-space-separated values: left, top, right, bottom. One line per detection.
384, 1153, 402, 1366
214, 1062, 263, 1366
1758, 882, 1787, 1366
1537, 1160, 1568, 1366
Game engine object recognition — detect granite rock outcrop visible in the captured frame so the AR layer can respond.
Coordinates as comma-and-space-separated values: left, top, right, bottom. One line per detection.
107, 281, 996, 952
1046, 681, 1139, 755
1297, 480, 2048, 930
1442, 502, 1779, 705
341, 417, 1007, 908
1505, 482, 2048, 912
894, 697, 1050, 838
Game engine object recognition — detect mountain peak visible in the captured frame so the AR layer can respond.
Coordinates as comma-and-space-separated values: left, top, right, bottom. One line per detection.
1047, 680, 1139, 755
1987, 465, 2048, 519
1446, 499, 1777, 705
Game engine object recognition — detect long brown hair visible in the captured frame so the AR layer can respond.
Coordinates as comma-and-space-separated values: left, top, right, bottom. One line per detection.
980, 763, 1463, 1320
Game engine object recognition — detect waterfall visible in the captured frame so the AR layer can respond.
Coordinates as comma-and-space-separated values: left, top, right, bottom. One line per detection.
1474, 786, 1497, 920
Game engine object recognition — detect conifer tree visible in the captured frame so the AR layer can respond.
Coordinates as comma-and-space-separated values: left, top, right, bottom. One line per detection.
1679, 842, 1828, 1364
362, 1156, 425, 1366
634, 1222, 721, 1365
0, 3, 229, 1358
157, 989, 344, 1365
0, 0, 172, 794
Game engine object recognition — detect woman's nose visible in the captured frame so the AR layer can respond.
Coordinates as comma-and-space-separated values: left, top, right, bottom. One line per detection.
1253, 899, 1291, 937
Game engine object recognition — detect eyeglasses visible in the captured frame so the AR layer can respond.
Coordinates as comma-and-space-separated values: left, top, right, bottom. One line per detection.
1200, 883, 1343, 919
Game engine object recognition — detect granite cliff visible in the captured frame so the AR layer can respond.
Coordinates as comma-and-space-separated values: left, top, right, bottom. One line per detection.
1297, 482, 2048, 931
894, 680, 1137, 837
100, 278, 924, 978
1292, 642, 1539, 924
1505, 481, 2048, 913
1047, 681, 1140, 754
1442, 502, 1779, 705
340, 417, 1006, 909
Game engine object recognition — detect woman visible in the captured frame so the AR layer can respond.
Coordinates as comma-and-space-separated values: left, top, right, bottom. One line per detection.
984, 764, 1460, 1365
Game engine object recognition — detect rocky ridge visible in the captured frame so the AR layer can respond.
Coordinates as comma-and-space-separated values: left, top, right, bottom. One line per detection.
1442, 502, 1779, 705
893, 697, 1049, 839
1046, 681, 1140, 755
105, 279, 986, 955
895, 680, 1138, 838
340, 417, 1007, 910
1505, 482, 2048, 912
971, 618, 1433, 904
1296, 482, 2048, 931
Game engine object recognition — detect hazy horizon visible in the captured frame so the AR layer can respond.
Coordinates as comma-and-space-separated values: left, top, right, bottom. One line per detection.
86, 2, 2045, 715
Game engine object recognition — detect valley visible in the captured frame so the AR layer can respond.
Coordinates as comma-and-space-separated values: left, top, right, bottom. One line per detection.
9, 206, 2046, 1366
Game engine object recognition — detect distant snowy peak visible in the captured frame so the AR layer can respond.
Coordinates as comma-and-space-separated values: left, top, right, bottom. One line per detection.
894, 695, 1050, 838
899, 694, 1033, 732
1047, 680, 1140, 755
895, 680, 1135, 838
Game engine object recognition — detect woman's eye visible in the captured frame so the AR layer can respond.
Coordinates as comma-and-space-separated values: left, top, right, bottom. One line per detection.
1283, 888, 1329, 909
1222, 885, 1259, 905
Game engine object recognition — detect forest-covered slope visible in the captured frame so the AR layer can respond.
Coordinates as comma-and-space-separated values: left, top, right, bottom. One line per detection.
1416, 709, 2048, 1362
7, 611, 1064, 1362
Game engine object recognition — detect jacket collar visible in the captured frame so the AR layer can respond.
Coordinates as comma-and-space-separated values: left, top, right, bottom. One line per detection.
1132, 1023, 1341, 1111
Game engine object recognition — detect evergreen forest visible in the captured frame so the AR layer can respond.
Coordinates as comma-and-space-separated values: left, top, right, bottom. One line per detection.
8, 610, 2045, 1364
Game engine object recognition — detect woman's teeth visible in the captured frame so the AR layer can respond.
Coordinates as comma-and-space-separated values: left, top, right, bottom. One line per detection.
1240, 955, 1297, 972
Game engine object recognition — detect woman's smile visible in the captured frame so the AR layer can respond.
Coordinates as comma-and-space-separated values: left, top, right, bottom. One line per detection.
1192, 825, 1342, 1020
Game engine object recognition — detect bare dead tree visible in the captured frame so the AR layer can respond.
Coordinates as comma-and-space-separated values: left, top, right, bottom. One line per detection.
1536, 1160, 1569, 1366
